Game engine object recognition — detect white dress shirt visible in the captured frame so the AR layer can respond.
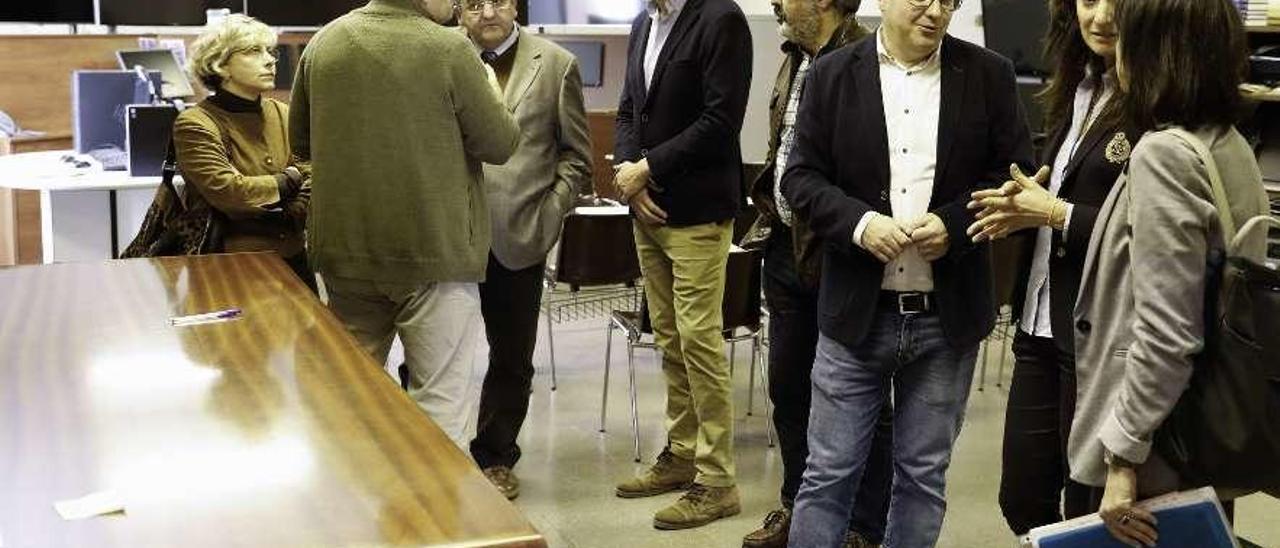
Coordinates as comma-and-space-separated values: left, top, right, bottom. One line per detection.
475, 23, 519, 58
644, 0, 688, 89
1019, 70, 1115, 336
853, 30, 943, 292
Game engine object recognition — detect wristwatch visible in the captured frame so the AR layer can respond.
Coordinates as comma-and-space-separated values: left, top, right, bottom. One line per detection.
1104, 449, 1136, 468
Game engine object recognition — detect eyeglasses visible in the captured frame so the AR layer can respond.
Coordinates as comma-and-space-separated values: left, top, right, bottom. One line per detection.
906, 0, 963, 12
232, 44, 278, 60
460, 0, 513, 14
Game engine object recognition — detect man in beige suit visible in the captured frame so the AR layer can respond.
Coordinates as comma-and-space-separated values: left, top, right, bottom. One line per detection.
459, 0, 593, 500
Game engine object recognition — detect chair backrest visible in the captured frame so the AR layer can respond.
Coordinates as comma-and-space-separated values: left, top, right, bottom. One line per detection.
722, 247, 763, 333
990, 234, 1029, 310
734, 163, 768, 244
554, 212, 641, 290
633, 247, 762, 336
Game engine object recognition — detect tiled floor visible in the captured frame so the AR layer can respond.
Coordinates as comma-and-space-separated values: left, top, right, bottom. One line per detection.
390, 314, 1280, 548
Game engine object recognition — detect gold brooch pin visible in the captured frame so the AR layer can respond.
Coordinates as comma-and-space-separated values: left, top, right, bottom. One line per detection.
1105, 132, 1131, 164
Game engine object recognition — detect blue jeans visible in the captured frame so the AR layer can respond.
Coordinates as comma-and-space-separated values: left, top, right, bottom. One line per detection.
789, 307, 978, 548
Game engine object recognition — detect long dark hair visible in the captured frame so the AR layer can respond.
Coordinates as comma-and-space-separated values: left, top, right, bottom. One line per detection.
1038, 0, 1113, 134
1116, 0, 1246, 132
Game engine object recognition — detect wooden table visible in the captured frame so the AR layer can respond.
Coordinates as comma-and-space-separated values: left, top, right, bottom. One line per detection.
0, 253, 545, 547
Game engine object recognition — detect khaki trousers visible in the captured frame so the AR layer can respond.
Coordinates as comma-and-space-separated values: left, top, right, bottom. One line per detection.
633, 219, 735, 487
325, 276, 481, 449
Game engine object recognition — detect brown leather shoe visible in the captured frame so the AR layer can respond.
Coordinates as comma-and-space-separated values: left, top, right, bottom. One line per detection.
742, 507, 791, 547
482, 466, 519, 500
842, 530, 880, 548
615, 447, 696, 498
653, 484, 742, 530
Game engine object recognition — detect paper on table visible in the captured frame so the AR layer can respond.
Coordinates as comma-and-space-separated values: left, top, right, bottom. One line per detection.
572, 205, 630, 216
54, 490, 126, 520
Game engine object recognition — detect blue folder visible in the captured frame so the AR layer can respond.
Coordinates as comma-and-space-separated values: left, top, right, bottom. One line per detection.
1025, 487, 1238, 548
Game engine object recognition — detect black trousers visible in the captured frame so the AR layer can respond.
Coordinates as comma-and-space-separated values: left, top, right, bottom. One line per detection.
764, 227, 894, 543
999, 331, 1100, 535
470, 254, 545, 469
283, 252, 318, 294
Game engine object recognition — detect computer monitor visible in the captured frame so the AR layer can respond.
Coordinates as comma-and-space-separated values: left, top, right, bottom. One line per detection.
982, 0, 1050, 77
98, 0, 244, 26
73, 70, 164, 171
117, 49, 196, 100
247, 0, 365, 27
529, 0, 643, 24
0, 0, 94, 23
126, 104, 180, 177
556, 40, 606, 88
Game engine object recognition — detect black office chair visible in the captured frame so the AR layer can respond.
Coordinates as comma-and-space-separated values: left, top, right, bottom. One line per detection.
542, 209, 642, 390
601, 247, 771, 462
978, 234, 1030, 391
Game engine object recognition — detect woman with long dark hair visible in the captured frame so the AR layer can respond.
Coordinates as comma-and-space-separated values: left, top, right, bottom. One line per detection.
1068, 0, 1268, 544
967, 0, 1132, 536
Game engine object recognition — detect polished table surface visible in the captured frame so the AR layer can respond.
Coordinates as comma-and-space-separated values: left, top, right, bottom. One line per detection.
0, 253, 545, 547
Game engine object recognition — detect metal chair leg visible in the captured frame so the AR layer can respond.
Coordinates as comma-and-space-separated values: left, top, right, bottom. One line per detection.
746, 336, 757, 416
728, 338, 736, 377
545, 310, 558, 391
757, 339, 775, 448
627, 342, 641, 463
978, 338, 990, 392
601, 321, 614, 433
997, 323, 1011, 388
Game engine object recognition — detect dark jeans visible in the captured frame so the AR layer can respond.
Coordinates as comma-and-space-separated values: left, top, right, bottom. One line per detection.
764, 228, 893, 543
999, 331, 1098, 535
470, 254, 545, 469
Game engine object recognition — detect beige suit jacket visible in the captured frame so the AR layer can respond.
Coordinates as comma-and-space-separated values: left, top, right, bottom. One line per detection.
482, 29, 592, 271
1069, 125, 1270, 488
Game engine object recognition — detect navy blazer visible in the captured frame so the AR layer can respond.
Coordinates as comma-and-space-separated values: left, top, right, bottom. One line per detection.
1010, 110, 1133, 353
782, 35, 1034, 350
614, 0, 753, 227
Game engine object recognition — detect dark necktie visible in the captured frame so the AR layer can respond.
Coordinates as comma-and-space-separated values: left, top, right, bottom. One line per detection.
481, 51, 498, 65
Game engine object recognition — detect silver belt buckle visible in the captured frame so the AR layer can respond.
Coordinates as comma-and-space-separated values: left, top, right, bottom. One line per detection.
898, 292, 926, 315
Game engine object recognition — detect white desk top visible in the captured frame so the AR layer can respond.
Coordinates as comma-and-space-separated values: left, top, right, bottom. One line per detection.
0, 150, 174, 192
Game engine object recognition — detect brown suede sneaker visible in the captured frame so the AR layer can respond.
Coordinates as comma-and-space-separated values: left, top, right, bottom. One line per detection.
842, 530, 880, 548
615, 448, 696, 498
482, 466, 519, 500
653, 484, 741, 530
742, 507, 791, 547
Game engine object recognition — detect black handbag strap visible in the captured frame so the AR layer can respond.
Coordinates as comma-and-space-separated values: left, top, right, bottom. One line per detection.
160, 137, 185, 213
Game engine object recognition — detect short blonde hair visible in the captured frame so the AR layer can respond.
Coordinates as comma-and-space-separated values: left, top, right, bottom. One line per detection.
187, 14, 276, 91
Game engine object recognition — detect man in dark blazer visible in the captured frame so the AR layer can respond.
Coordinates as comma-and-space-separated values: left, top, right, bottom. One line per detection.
459, 0, 592, 502
610, 0, 753, 532
780, 0, 1033, 543
739, 0, 892, 546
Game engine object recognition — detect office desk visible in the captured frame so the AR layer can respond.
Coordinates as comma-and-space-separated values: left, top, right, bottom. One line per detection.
0, 150, 164, 263
0, 253, 546, 547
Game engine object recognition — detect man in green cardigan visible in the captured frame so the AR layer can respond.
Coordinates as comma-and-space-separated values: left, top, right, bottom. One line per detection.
290, 0, 519, 448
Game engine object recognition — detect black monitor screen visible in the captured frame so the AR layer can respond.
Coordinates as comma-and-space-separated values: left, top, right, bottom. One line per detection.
529, 0, 643, 24
982, 0, 1050, 77
99, 0, 245, 26
557, 40, 605, 88
0, 0, 95, 23
248, 0, 366, 26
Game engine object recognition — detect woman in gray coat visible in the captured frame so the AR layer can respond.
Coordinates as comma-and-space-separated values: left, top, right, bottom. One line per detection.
1068, 0, 1271, 545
